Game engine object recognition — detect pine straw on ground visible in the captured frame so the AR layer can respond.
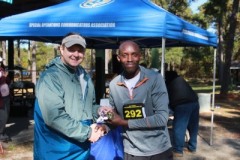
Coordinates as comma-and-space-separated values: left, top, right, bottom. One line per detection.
199, 94, 240, 142
0, 142, 33, 160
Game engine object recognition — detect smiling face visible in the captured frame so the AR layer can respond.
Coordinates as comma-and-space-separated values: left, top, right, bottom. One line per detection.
117, 41, 141, 79
60, 44, 85, 70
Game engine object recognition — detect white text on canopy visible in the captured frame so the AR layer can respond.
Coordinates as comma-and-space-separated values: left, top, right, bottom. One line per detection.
29, 22, 115, 28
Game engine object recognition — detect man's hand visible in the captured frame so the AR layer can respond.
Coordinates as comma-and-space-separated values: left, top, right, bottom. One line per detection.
106, 109, 128, 127
88, 123, 105, 143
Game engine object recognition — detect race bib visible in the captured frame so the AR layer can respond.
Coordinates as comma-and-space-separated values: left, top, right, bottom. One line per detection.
123, 103, 145, 120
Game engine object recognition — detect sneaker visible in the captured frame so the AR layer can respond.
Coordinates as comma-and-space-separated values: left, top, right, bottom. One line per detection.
183, 147, 196, 154
173, 151, 183, 157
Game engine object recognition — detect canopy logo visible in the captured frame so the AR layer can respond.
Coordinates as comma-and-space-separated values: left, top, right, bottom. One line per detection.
80, 0, 114, 8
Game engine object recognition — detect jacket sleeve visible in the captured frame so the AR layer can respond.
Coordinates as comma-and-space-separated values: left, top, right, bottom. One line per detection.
36, 73, 91, 143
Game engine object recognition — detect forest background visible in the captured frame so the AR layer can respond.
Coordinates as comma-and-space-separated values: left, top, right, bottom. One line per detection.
0, 0, 239, 95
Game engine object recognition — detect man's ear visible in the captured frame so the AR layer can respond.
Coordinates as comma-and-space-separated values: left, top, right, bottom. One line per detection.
117, 55, 120, 62
59, 45, 64, 56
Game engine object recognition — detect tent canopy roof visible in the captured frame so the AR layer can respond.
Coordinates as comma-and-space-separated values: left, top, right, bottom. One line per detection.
0, 0, 218, 49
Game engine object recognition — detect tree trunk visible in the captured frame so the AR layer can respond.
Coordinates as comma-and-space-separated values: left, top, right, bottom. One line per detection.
17, 40, 21, 66
31, 41, 37, 84
1, 41, 7, 66
220, 0, 240, 94
217, 20, 224, 84
28, 40, 31, 71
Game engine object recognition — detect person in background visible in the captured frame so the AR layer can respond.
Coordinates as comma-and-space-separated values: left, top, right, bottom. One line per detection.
100, 40, 173, 160
165, 70, 199, 158
0, 66, 10, 142
34, 33, 106, 160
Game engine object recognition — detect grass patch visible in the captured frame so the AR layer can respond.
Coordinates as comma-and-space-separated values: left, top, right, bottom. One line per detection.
187, 78, 239, 94
192, 85, 221, 94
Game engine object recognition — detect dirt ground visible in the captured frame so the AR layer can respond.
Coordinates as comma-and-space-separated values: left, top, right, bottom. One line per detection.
0, 93, 239, 160
199, 94, 240, 140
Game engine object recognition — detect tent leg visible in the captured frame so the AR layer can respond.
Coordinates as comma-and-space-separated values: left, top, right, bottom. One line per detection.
160, 38, 166, 78
210, 110, 214, 145
210, 48, 217, 146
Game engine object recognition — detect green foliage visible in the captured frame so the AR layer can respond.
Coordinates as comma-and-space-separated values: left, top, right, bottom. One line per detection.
150, 48, 160, 69
35, 42, 55, 71
146, 46, 214, 78
233, 40, 240, 60
13, 42, 55, 71
168, 0, 193, 20
165, 47, 183, 67
180, 47, 214, 78
151, 0, 168, 9
81, 49, 95, 71
191, 13, 208, 28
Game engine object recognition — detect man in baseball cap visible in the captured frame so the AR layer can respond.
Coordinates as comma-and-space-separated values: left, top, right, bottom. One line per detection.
34, 32, 106, 159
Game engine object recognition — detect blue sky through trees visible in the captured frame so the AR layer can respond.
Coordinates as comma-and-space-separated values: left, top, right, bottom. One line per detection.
190, 0, 208, 13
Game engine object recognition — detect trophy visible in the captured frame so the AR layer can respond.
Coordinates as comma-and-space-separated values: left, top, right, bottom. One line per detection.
96, 99, 114, 123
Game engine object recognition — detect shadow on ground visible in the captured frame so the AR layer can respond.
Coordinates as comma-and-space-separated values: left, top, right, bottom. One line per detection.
6, 108, 34, 144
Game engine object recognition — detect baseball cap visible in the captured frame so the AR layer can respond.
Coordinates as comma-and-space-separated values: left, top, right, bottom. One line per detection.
62, 34, 86, 48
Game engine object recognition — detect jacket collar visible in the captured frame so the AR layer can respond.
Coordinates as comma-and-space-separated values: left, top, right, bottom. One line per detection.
117, 66, 149, 87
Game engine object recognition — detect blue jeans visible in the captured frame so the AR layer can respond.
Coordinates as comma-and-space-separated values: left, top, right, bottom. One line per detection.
172, 101, 199, 154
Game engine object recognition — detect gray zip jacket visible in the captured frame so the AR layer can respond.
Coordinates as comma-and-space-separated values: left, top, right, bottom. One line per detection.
109, 66, 172, 156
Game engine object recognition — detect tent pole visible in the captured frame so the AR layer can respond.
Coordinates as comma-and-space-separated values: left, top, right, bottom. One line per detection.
8, 39, 14, 82
210, 48, 217, 146
161, 38, 166, 78
95, 49, 105, 104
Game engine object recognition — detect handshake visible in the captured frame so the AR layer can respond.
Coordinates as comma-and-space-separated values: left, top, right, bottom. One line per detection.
88, 106, 113, 143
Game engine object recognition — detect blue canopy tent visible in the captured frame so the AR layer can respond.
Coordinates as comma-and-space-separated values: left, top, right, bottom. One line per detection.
0, 0, 217, 48
0, 0, 218, 77
0, 0, 218, 145
0, 0, 217, 76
